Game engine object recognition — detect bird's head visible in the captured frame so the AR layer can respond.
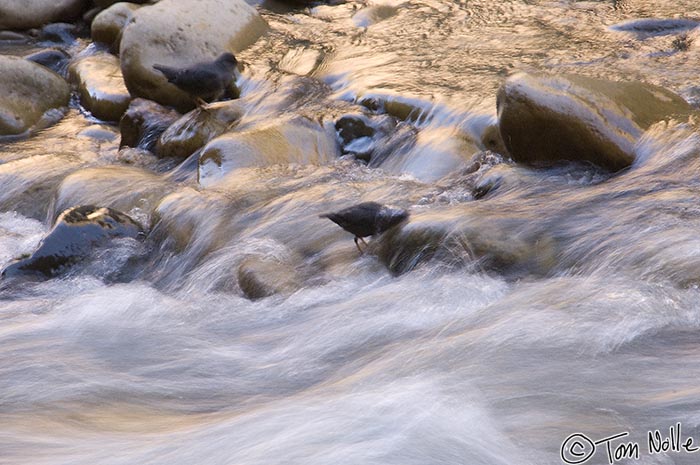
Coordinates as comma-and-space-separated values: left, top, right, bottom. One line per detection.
217, 52, 238, 70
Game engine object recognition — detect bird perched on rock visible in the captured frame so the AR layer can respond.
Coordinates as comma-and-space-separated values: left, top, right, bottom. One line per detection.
153, 52, 238, 107
320, 201, 409, 253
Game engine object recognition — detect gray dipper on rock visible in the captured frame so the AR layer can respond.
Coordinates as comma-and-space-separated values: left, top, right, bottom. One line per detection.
320, 202, 409, 253
153, 52, 238, 107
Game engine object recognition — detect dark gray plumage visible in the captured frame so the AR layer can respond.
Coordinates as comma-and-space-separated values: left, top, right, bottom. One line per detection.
153, 52, 238, 106
320, 201, 409, 252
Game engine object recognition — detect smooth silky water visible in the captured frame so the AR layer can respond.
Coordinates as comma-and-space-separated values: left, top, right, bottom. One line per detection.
1, 0, 700, 464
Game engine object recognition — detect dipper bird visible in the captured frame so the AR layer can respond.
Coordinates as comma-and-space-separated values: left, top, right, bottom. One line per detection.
153, 52, 238, 107
320, 201, 409, 253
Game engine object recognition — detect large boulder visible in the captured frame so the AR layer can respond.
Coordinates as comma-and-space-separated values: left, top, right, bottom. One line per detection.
91, 2, 141, 50
69, 53, 131, 122
0, 56, 70, 136
119, 0, 268, 111
1, 205, 144, 279
497, 72, 695, 171
0, 0, 88, 29
198, 117, 340, 187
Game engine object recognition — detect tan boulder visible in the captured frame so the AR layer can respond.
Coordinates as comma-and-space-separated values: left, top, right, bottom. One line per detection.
91, 2, 141, 50
119, 0, 267, 111
156, 100, 245, 160
69, 53, 131, 122
198, 118, 340, 187
497, 72, 695, 171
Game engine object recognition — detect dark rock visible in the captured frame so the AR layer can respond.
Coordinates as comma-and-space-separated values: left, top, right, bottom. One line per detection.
0, 31, 30, 42
336, 114, 375, 144
24, 48, 71, 76
119, 98, 180, 151
39, 22, 77, 43
2, 205, 144, 279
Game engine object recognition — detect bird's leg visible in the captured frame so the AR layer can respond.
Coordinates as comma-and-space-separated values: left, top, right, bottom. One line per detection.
359, 237, 368, 246
354, 237, 364, 254
195, 97, 211, 112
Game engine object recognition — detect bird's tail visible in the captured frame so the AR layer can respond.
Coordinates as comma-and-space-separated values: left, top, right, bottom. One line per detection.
153, 64, 177, 81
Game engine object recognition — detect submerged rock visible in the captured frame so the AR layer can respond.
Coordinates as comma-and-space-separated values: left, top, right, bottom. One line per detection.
2, 205, 144, 279
119, 0, 267, 111
119, 98, 180, 151
0, 56, 70, 136
52, 166, 173, 225
91, 2, 141, 50
237, 255, 301, 300
0, 0, 88, 30
609, 18, 699, 37
69, 53, 131, 122
497, 72, 695, 171
156, 100, 245, 160
198, 117, 340, 187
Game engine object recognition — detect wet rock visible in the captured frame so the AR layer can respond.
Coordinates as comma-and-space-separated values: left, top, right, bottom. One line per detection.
156, 100, 245, 160
119, 98, 180, 151
237, 255, 301, 300
119, 0, 267, 111
0, 31, 30, 42
336, 114, 375, 144
94, 0, 150, 7
1, 205, 144, 279
69, 53, 131, 122
24, 48, 71, 76
358, 92, 433, 122
52, 166, 172, 225
0, 0, 89, 30
198, 117, 340, 187
480, 123, 506, 155
0, 56, 70, 136
91, 2, 141, 50
376, 207, 558, 277
39, 22, 78, 43
497, 72, 695, 171
335, 113, 396, 162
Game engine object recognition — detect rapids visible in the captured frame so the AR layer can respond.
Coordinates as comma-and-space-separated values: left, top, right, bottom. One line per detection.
1, 0, 700, 464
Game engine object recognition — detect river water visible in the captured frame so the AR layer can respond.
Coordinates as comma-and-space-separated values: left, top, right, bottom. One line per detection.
2, 1, 700, 464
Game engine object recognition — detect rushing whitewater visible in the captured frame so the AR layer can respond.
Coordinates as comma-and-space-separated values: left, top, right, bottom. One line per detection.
1, 0, 700, 464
